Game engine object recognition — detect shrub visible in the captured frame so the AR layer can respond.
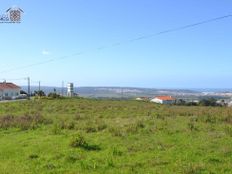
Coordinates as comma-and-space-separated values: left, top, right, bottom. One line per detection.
224, 115, 232, 124
66, 153, 81, 163
28, 154, 39, 159
45, 163, 56, 170
47, 93, 61, 99
70, 134, 87, 148
224, 126, 232, 137
0, 115, 14, 129
112, 147, 123, 156
52, 122, 62, 134
106, 157, 115, 168
70, 134, 101, 151
0, 114, 49, 130
108, 126, 124, 137
97, 122, 107, 131
183, 163, 205, 174
85, 126, 97, 133
188, 118, 198, 131
199, 98, 217, 107
33, 90, 46, 97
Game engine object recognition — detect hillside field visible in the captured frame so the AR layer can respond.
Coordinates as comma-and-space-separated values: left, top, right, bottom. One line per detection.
0, 98, 232, 174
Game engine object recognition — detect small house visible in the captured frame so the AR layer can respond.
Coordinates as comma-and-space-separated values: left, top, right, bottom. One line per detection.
0, 82, 21, 100
150, 96, 176, 104
228, 101, 232, 107
135, 97, 149, 101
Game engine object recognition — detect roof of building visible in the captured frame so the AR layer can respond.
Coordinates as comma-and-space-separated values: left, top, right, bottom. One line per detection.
155, 96, 176, 101
0, 83, 21, 90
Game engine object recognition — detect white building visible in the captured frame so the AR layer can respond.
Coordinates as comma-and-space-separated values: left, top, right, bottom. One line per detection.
67, 83, 74, 97
228, 101, 232, 107
135, 97, 149, 101
150, 96, 176, 104
0, 82, 21, 99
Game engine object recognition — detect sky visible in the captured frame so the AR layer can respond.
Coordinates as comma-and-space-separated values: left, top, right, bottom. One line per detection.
0, 0, 232, 88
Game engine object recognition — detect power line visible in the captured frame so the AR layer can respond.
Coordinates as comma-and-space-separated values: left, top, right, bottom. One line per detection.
0, 77, 28, 81
128, 14, 232, 42
1, 14, 231, 74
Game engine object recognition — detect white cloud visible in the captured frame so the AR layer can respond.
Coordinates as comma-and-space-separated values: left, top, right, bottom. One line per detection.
42, 50, 51, 55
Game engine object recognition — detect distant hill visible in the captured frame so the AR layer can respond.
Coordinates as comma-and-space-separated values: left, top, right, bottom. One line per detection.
21, 86, 203, 99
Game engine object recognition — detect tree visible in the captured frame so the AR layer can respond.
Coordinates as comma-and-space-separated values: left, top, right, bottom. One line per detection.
48, 92, 61, 99
199, 98, 217, 106
20, 90, 27, 95
34, 90, 46, 97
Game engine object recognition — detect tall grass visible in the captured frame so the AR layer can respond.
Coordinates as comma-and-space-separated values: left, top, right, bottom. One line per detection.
0, 98, 232, 173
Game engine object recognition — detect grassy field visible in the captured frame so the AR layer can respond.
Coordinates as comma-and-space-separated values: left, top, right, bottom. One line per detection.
0, 98, 232, 174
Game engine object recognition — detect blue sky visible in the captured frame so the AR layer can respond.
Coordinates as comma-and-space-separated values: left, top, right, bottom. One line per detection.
0, 0, 232, 88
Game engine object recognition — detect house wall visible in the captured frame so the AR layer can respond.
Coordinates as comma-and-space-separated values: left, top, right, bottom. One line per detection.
151, 98, 176, 104
0, 90, 3, 99
162, 100, 175, 104
150, 98, 163, 104
1, 89, 20, 97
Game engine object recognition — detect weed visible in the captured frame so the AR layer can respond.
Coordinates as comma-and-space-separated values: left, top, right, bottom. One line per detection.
66, 120, 75, 130
28, 154, 39, 159
208, 157, 222, 163
52, 122, 62, 135
70, 134, 87, 148
85, 125, 97, 133
70, 134, 101, 151
224, 115, 232, 124
66, 153, 81, 163
188, 118, 198, 131
106, 157, 115, 168
0, 114, 49, 130
97, 122, 107, 131
0, 115, 14, 129
112, 147, 123, 156
44, 163, 56, 170
224, 125, 232, 137
1, 98, 232, 173
183, 163, 205, 174
108, 126, 124, 137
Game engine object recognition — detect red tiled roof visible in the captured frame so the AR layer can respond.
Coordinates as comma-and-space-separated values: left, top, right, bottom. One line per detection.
0, 83, 21, 90
155, 96, 176, 101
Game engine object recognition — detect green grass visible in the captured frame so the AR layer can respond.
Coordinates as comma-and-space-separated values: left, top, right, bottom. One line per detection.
0, 98, 232, 173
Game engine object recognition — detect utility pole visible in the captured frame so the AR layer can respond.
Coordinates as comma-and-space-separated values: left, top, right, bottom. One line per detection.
27, 77, 30, 100
39, 81, 41, 91
62, 81, 64, 96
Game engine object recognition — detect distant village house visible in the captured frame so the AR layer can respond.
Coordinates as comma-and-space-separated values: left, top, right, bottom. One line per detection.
150, 96, 176, 104
0, 82, 21, 100
135, 97, 149, 101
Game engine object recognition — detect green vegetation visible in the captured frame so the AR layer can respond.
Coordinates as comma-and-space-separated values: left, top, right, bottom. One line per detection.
0, 98, 232, 173
176, 97, 223, 107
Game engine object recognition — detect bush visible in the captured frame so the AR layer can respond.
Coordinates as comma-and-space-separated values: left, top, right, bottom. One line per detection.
70, 134, 101, 151
0, 114, 50, 130
66, 153, 81, 163
48, 93, 61, 99
52, 122, 62, 134
0, 115, 14, 129
199, 98, 217, 106
33, 90, 46, 97
28, 154, 39, 159
70, 134, 88, 148
108, 126, 124, 137
224, 126, 232, 137
112, 147, 123, 156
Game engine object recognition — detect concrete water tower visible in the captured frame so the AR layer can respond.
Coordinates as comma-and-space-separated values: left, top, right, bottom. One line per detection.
67, 83, 74, 97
